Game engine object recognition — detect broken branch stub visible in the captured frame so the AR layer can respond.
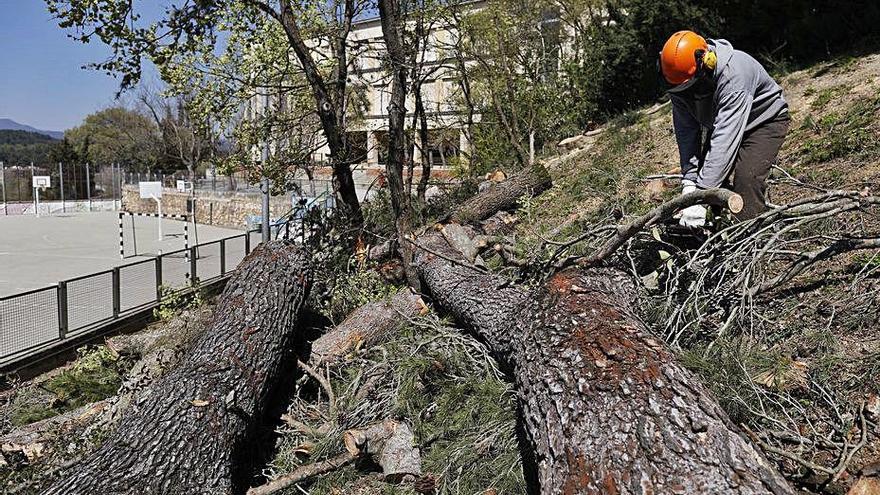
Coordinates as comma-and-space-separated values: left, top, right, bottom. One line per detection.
343, 420, 422, 482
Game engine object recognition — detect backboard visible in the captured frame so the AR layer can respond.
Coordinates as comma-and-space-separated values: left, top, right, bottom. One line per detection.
139, 181, 163, 199
32, 176, 50, 189
176, 180, 193, 193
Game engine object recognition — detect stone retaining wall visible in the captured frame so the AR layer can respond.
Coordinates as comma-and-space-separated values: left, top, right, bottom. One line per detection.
122, 186, 291, 229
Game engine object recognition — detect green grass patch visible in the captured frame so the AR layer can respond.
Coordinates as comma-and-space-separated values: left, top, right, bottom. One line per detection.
809, 84, 851, 110
558, 123, 653, 212
9, 346, 125, 427
797, 95, 880, 165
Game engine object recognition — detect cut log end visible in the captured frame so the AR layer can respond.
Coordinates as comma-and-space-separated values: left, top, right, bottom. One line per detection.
728, 192, 744, 214
342, 429, 366, 455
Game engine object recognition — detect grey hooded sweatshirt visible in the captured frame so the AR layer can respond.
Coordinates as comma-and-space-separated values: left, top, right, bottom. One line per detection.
671, 39, 788, 188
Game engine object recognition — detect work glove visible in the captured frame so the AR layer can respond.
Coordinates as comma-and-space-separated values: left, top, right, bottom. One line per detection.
678, 180, 707, 228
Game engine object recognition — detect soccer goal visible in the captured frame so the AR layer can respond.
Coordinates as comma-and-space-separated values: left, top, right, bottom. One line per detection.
118, 211, 190, 259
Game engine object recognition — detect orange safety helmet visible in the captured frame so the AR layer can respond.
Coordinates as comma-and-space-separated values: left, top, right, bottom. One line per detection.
660, 31, 709, 88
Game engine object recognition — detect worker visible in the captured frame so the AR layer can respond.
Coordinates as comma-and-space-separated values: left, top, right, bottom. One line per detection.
660, 30, 789, 226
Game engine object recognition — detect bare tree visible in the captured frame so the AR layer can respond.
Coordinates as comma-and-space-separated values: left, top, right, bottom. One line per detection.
138, 88, 212, 178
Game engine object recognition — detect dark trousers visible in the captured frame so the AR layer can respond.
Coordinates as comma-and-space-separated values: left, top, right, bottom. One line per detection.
728, 114, 790, 219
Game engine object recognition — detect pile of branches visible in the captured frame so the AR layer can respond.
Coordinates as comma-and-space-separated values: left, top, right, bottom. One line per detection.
533, 184, 880, 491
663, 189, 880, 345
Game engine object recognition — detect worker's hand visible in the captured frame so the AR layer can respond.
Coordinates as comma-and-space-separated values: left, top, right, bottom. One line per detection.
679, 204, 707, 228
678, 179, 707, 228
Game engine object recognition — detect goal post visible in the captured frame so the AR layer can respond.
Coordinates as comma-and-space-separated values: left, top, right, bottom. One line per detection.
118, 211, 189, 259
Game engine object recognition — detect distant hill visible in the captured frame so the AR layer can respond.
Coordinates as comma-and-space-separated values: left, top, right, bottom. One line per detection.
0, 119, 63, 140
0, 130, 59, 165
0, 129, 58, 145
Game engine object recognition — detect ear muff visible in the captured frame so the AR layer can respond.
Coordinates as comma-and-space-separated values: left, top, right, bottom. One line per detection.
693, 49, 717, 76
703, 51, 717, 71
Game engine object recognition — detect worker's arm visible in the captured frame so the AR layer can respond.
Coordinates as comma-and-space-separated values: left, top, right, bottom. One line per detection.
672, 99, 702, 182
697, 90, 753, 188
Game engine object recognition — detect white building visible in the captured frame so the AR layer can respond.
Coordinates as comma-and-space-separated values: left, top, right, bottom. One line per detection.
338, 6, 484, 169
249, 1, 487, 174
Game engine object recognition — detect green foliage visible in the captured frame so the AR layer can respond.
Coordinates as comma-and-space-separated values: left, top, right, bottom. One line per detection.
562, 122, 653, 213
9, 346, 126, 427
390, 320, 525, 494
153, 285, 204, 321
319, 269, 398, 324
65, 107, 161, 171
47, 137, 84, 164
679, 342, 790, 424
704, 1, 880, 68
280, 315, 524, 494
9, 391, 57, 427
44, 346, 124, 407
809, 84, 851, 110
563, 0, 715, 125
361, 189, 398, 242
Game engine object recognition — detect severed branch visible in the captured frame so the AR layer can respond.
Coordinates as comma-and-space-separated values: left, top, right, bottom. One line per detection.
308, 290, 425, 369
576, 188, 743, 267
297, 359, 337, 420
749, 237, 880, 296
743, 425, 836, 476
246, 451, 357, 495
247, 420, 421, 495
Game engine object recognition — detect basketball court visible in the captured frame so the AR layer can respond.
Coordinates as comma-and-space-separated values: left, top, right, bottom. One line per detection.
0, 211, 244, 296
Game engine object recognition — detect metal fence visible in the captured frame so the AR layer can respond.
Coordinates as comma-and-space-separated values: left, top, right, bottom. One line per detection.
0, 231, 257, 364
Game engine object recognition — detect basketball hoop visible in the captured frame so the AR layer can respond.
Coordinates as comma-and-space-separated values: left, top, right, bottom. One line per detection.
32, 176, 50, 189
32, 176, 51, 217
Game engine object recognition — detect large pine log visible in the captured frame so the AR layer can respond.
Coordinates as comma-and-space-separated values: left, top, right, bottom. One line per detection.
447, 164, 551, 224
414, 233, 793, 494
44, 241, 312, 494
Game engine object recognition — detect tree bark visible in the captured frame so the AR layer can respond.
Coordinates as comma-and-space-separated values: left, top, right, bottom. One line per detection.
413, 233, 794, 494
261, 0, 362, 223
44, 241, 312, 494
415, 89, 431, 202
378, 0, 419, 289
308, 290, 425, 368
447, 163, 552, 224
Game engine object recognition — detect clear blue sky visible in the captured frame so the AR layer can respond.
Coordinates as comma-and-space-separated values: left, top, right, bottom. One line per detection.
0, 1, 157, 132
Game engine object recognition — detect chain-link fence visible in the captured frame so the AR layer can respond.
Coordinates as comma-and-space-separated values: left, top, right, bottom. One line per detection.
0, 231, 256, 364
0, 287, 59, 358
0, 162, 123, 215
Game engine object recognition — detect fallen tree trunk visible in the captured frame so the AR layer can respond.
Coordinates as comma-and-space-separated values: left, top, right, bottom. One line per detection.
447, 163, 551, 224
44, 241, 312, 494
308, 290, 425, 368
414, 233, 794, 494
